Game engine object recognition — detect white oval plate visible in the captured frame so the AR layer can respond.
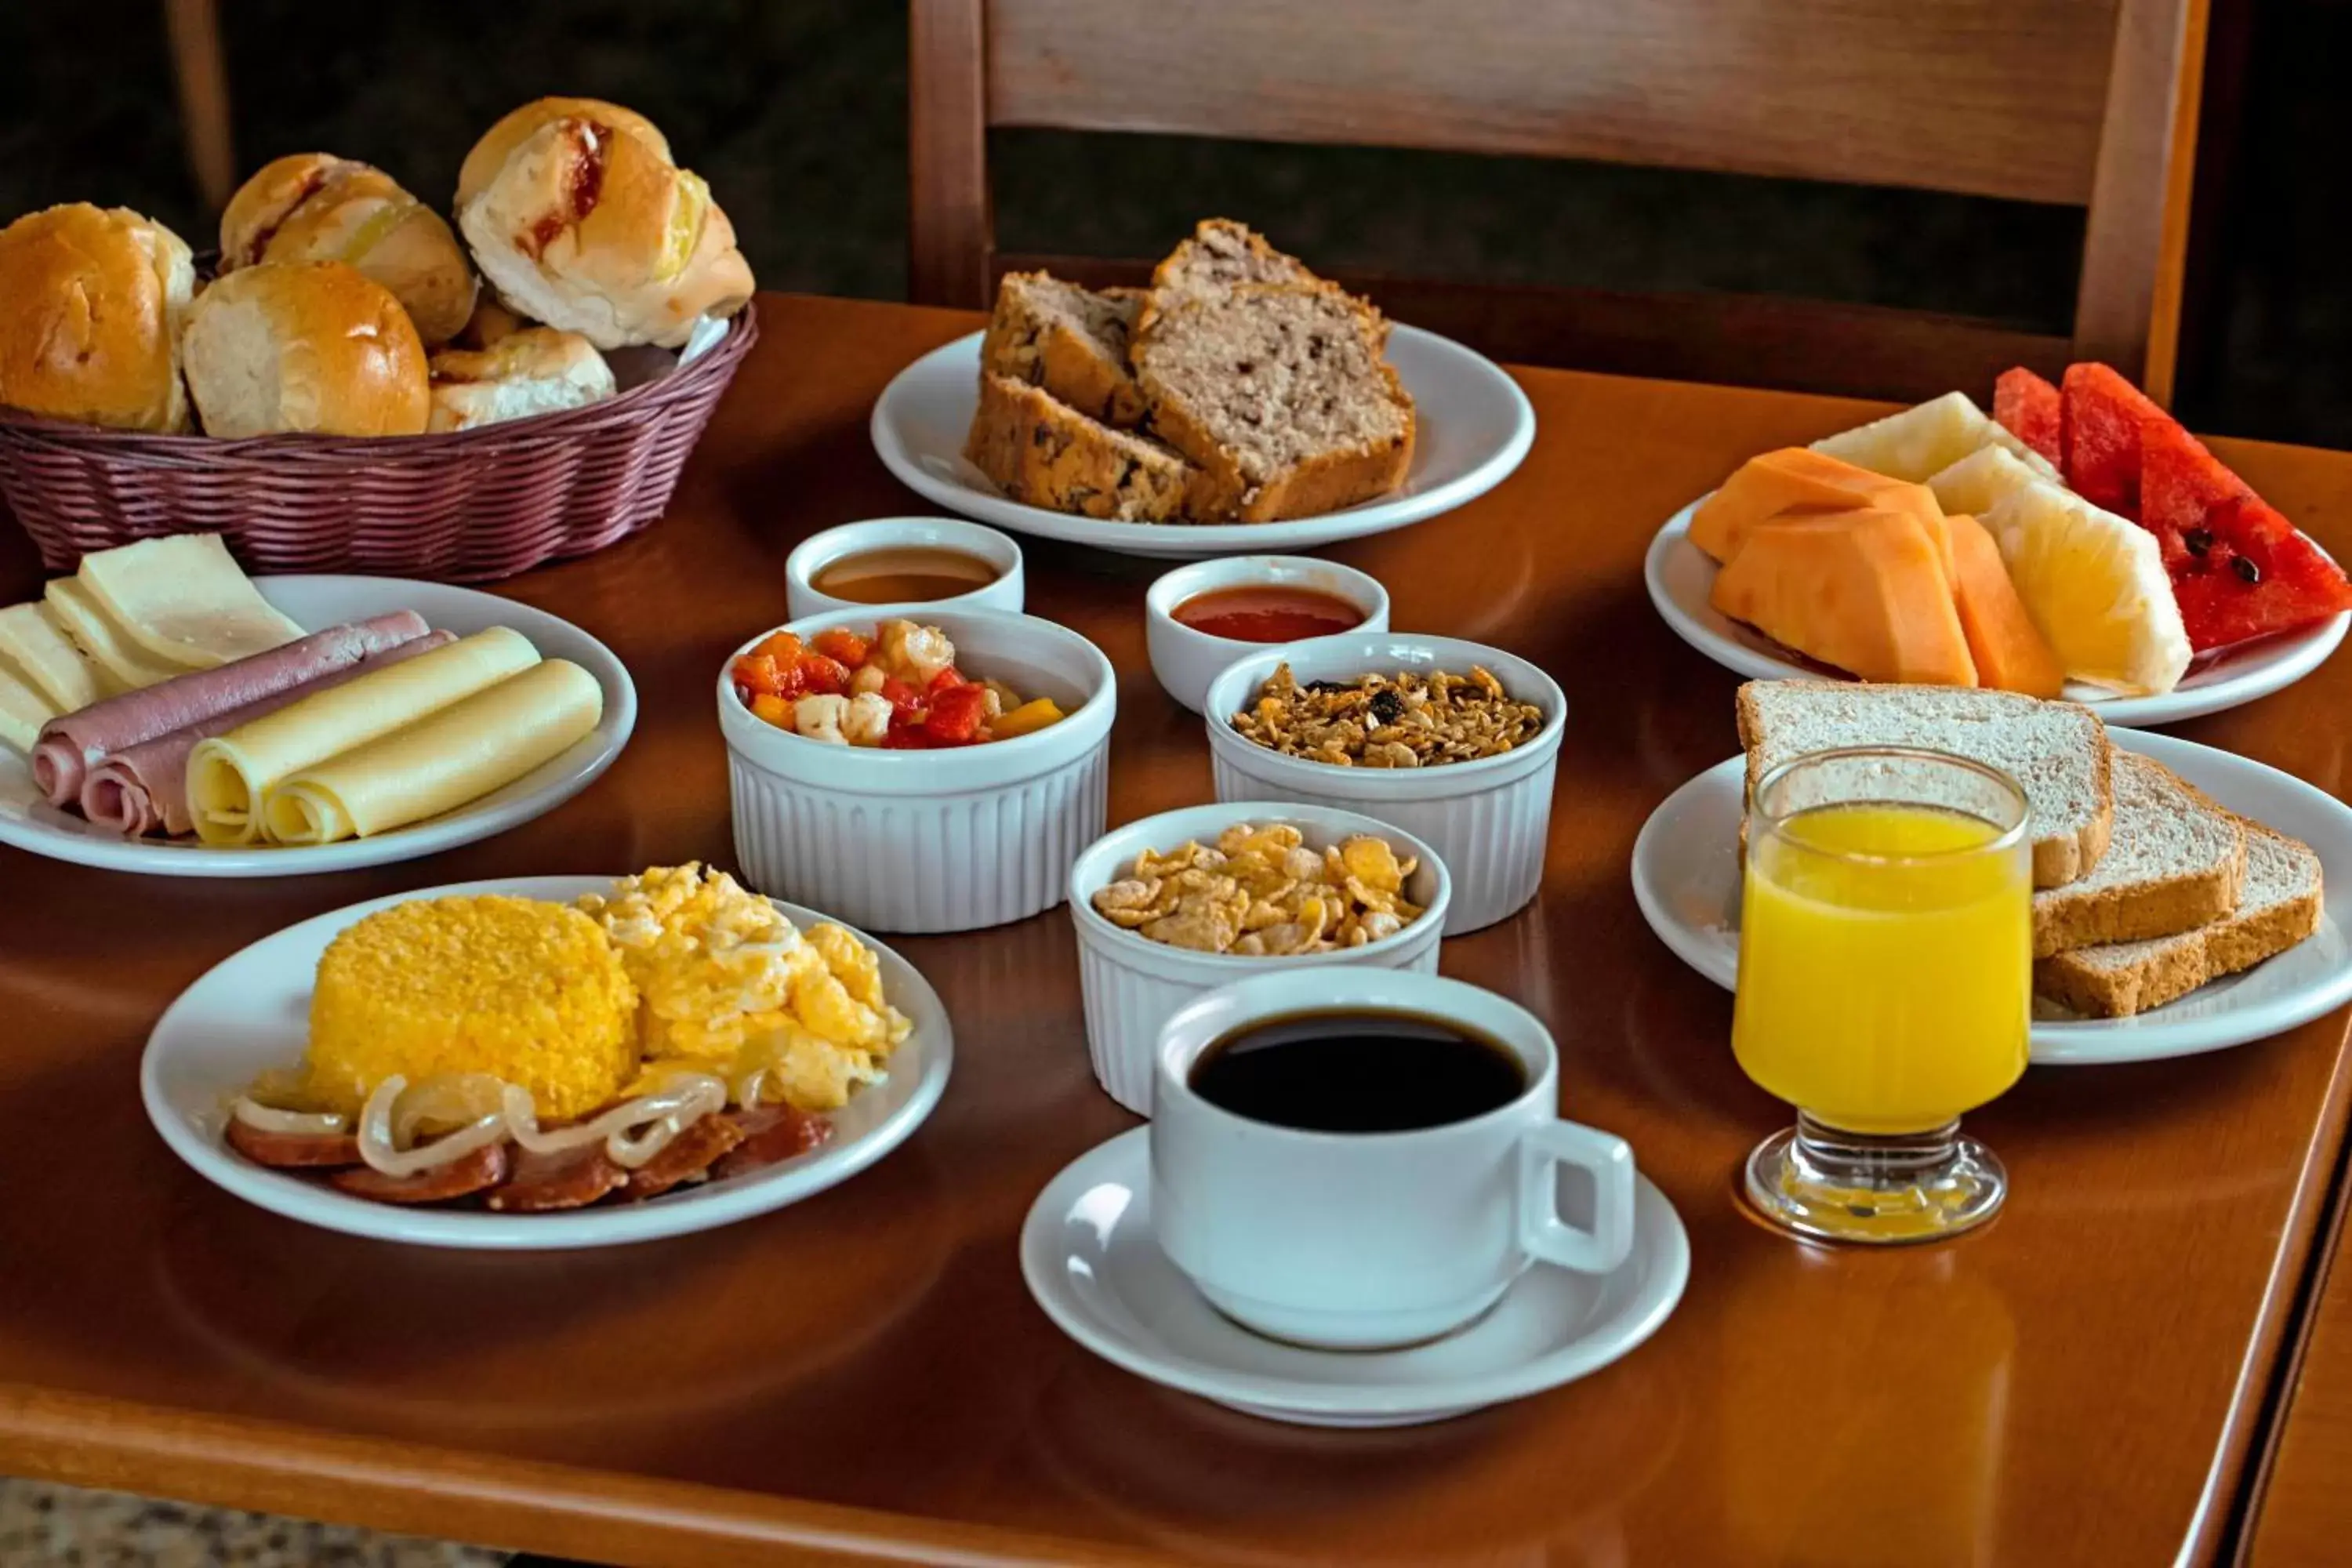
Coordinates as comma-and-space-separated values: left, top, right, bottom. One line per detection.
0, 576, 635, 877
869, 326, 1536, 560
1644, 499, 2350, 728
142, 875, 953, 1247
1020, 1127, 1687, 1428
1629, 730, 2352, 1065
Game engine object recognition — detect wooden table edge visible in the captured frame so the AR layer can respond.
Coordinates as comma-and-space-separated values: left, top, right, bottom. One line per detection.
0, 1383, 1171, 1568
2204, 1006, 2352, 1565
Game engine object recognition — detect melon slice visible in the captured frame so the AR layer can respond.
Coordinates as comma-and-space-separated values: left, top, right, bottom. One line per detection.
1945, 512, 2064, 698
1708, 507, 1977, 687
2060, 362, 2167, 516
1994, 367, 2063, 466
1690, 448, 1914, 562
1928, 445, 2045, 521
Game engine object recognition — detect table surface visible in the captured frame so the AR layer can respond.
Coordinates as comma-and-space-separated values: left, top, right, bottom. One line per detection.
2248, 1179, 2352, 1566
5, 293, 2352, 1568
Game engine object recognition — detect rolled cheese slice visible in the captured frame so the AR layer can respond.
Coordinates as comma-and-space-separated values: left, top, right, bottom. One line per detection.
262, 659, 602, 844
187, 626, 538, 844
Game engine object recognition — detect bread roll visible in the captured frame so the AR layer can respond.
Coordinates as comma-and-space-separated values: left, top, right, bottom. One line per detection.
182, 262, 430, 438
220, 154, 477, 344
453, 298, 528, 350
456, 96, 671, 209
459, 116, 753, 350
428, 327, 615, 432
0, 204, 194, 432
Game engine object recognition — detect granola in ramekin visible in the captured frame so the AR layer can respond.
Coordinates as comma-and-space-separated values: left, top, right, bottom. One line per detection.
1088, 821, 1423, 955
1229, 662, 1545, 768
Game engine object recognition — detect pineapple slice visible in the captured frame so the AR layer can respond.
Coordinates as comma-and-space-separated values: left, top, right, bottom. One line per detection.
1985, 478, 2190, 695
1814, 390, 2060, 485
1928, 444, 2047, 520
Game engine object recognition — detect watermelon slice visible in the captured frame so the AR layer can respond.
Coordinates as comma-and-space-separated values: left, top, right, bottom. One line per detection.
2062, 363, 2170, 515
2140, 415, 2252, 568
1994, 367, 2063, 466
2156, 486, 2352, 651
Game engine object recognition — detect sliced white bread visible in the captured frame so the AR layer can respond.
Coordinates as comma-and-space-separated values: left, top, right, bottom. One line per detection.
1736, 680, 2112, 888
2032, 754, 2245, 956
2036, 821, 2323, 1018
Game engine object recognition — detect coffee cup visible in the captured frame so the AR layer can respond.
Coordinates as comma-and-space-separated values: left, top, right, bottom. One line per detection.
1149, 968, 1637, 1350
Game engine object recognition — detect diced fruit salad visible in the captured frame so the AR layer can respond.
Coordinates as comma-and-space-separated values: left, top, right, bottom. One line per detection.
731, 620, 1065, 748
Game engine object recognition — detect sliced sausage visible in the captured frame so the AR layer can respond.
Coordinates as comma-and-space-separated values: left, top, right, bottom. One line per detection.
623, 1114, 747, 1200
713, 1105, 833, 1180
329, 1142, 509, 1204
486, 1144, 628, 1213
225, 1118, 362, 1169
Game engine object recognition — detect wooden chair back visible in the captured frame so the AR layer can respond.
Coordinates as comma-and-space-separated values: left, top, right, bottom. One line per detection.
909, 0, 2209, 402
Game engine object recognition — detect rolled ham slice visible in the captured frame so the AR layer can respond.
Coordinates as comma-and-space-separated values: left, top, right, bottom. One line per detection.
79, 630, 457, 837
31, 611, 429, 807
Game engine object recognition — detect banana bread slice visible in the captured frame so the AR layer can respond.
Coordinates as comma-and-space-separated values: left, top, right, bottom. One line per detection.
1131, 284, 1415, 522
1142, 220, 1386, 346
978, 272, 1148, 427
964, 372, 1199, 522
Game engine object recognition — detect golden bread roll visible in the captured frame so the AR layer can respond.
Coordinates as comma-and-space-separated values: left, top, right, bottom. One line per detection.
428, 326, 615, 432
220, 154, 477, 344
0, 203, 194, 432
455, 96, 671, 209
453, 298, 528, 350
181, 261, 430, 438
459, 116, 753, 350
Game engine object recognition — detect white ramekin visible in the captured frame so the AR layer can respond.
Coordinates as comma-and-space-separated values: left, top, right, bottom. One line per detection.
1200, 634, 1566, 935
1068, 800, 1450, 1115
720, 604, 1114, 931
784, 517, 1025, 621
1144, 556, 1390, 714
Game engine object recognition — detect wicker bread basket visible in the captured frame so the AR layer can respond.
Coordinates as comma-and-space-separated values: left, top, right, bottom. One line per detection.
0, 302, 757, 583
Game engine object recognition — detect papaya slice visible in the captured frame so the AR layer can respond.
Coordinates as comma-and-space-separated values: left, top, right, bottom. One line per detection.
1689, 448, 1940, 564
1945, 512, 2064, 697
1709, 507, 1978, 687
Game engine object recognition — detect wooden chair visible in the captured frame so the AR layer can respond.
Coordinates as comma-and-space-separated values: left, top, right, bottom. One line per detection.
909, 0, 2209, 403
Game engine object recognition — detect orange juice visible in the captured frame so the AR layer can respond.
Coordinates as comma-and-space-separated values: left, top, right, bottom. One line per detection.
1733, 803, 2030, 1135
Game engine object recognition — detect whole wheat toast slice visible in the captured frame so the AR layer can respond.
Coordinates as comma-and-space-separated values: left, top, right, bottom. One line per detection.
2032, 753, 2245, 956
2036, 820, 2323, 1017
1736, 680, 2112, 888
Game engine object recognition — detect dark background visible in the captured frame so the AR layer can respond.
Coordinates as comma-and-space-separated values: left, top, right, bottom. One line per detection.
0, 0, 2342, 448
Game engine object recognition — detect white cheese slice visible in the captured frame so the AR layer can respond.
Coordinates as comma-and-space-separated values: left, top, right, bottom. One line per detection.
0, 601, 105, 712
77, 534, 306, 670
44, 576, 184, 691
0, 660, 54, 753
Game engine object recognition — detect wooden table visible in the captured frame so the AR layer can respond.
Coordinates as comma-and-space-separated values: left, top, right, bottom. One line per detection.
4, 293, 2351, 1568
2245, 1171, 2352, 1566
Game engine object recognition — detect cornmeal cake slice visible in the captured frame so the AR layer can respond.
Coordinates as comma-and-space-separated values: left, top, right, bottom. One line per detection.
1735, 680, 2114, 888
977, 272, 1147, 427
2036, 821, 2324, 1018
2032, 753, 2245, 956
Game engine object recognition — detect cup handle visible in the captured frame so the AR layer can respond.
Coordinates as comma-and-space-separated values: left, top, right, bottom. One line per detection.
1517, 1120, 1637, 1276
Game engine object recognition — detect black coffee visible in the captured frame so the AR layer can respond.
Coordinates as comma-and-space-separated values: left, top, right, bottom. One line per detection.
1188, 1009, 1528, 1133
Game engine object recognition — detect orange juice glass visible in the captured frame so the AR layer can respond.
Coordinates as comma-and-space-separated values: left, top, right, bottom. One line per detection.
1733, 747, 2031, 1243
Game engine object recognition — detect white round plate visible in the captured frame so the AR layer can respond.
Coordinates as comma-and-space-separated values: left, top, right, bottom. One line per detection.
141, 875, 953, 1247
869, 326, 1536, 560
1645, 499, 2350, 728
1629, 730, 2352, 1065
1020, 1127, 1687, 1427
0, 576, 635, 877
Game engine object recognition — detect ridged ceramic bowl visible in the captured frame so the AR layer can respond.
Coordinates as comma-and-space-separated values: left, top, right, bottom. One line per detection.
1201, 634, 1566, 934
1068, 801, 1450, 1115
719, 604, 1115, 932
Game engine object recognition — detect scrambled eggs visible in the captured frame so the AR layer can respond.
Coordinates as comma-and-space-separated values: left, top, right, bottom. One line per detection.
579, 863, 912, 1112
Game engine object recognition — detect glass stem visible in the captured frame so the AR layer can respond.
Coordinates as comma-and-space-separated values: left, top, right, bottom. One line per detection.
1790, 1112, 1962, 1184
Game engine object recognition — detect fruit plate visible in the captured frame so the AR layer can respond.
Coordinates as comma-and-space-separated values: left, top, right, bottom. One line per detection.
1628, 729, 2352, 1067
0, 577, 637, 877
1646, 499, 2350, 728
142, 875, 953, 1248
868, 326, 1535, 561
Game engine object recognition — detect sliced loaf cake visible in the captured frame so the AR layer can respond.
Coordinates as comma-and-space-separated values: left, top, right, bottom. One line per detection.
2031, 753, 2245, 956
2036, 821, 2323, 1017
978, 272, 1147, 427
964, 372, 1198, 522
1735, 680, 2113, 888
1131, 284, 1415, 523
1142, 219, 1387, 343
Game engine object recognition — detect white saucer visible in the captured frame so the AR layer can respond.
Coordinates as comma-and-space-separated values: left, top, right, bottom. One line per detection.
1644, 498, 2350, 728
1018, 1128, 1688, 1428
1630, 729, 2352, 1065
0, 576, 636, 877
869, 327, 1535, 561
142, 875, 953, 1248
